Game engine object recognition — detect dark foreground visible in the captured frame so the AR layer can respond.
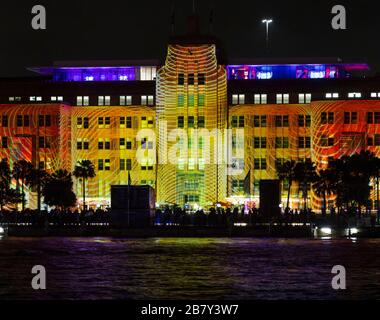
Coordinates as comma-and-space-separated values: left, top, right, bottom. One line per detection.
0, 237, 379, 300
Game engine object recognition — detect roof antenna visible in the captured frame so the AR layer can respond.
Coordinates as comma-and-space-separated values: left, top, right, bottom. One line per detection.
209, 9, 214, 34
170, 1, 175, 34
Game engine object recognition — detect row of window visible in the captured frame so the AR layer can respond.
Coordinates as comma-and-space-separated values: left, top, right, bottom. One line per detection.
253, 137, 311, 149
231, 92, 380, 105
231, 112, 380, 127
76, 116, 154, 129
177, 116, 205, 128
178, 73, 206, 85
77, 138, 153, 150
97, 159, 154, 171
0, 115, 53, 128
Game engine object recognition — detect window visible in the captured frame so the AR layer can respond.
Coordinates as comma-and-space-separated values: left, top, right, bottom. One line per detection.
368, 136, 374, 146
299, 93, 312, 104
298, 115, 311, 127
141, 95, 154, 105
371, 92, 380, 98
29, 96, 42, 102
178, 73, 184, 85
275, 115, 289, 127
276, 94, 289, 104
140, 66, 156, 80
98, 138, 110, 150
299, 137, 311, 148
375, 135, 380, 146
326, 93, 339, 99
119, 95, 132, 106
254, 158, 267, 170
198, 94, 205, 107
51, 96, 63, 101
8, 96, 21, 102
119, 138, 126, 150
98, 96, 111, 106
16, 115, 29, 127
1, 137, 8, 148
188, 116, 194, 128
120, 116, 132, 128
120, 159, 132, 171
39, 137, 50, 148
177, 116, 184, 128
344, 112, 358, 124
232, 94, 245, 105
253, 115, 267, 127
198, 73, 205, 85
348, 92, 362, 98
77, 96, 89, 106
1, 115, 8, 127
321, 135, 335, 147
276, 137, 289, 149
231, 116, 244, 128
39, 115, 51, 127
254, 94, 267, 104
178, 95, 184, 107
126, 139, 132, 150
188, 74, 194, 85
141, 116, 154, 128
367, 112, 380, 124
198, 116, 205, 128
321, 112, 334, 124
188, 95, 194, 107
141, 137, 153, 150
76, 138, 89, 150
253, 137, 267, 149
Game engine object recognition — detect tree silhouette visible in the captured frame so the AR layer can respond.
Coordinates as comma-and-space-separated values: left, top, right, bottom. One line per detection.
12, 160, 33, 211
73, 160, 96, 211
276, 160, 297, 211
42, 169, 77, 209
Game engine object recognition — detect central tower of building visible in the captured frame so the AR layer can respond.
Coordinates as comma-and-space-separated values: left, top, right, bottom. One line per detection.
156, 16, 227, 208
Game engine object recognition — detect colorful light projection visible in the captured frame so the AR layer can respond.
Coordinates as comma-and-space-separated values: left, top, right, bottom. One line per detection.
0, 104, 71, 208
70, 105, 156, 207
156, 44, 227, 207
229, 100, 380, 211
227, 63, 369, 80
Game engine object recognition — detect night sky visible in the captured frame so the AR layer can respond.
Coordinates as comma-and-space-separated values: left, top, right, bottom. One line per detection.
0, 0, 379, 77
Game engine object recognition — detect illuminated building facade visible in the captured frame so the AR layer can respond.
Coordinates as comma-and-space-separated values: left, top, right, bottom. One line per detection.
1, 20, 380, 211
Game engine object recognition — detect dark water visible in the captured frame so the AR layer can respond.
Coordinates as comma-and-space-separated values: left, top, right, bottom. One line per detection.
0, 236, 379, 300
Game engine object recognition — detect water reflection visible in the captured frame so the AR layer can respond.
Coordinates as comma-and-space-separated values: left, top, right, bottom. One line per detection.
0, 237, 379, 300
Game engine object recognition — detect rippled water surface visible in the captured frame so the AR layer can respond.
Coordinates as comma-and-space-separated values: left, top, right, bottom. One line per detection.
0, 237, 379, 300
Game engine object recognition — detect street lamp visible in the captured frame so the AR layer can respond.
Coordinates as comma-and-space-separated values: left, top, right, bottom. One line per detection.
262, 19, 273, 51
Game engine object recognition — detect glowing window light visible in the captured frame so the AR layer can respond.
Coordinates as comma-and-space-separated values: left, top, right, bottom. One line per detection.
119, 75, 128, 80
257, 71, 273, 80
310, 71, 325, 79
85, 76, 94, 81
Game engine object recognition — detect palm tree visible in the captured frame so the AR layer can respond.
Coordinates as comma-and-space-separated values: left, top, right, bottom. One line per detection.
12, 160, 33, 211
26, 168, 48, 213
313, 169, 336, 216
73, 160, 96, 211
295, 160, 317, 211
0, 159, 11, 211
276, 160, 297, 211
42, 169, 77, 210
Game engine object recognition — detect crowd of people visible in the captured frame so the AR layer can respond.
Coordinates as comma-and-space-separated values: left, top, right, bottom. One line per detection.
0, 206, 316, 227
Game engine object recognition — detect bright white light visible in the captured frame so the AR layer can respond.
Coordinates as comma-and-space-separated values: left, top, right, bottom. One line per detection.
321, 227, 332, 235
262, 19, 273, 24
349, 228, 359, 234
0, 226, 4, 234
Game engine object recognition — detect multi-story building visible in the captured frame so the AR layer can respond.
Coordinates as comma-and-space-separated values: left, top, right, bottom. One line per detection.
1, 16, 380, 211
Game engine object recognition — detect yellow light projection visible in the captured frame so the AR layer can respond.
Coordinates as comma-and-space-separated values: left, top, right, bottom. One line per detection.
156, 43, 227, 207
71, 106, 156, 207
